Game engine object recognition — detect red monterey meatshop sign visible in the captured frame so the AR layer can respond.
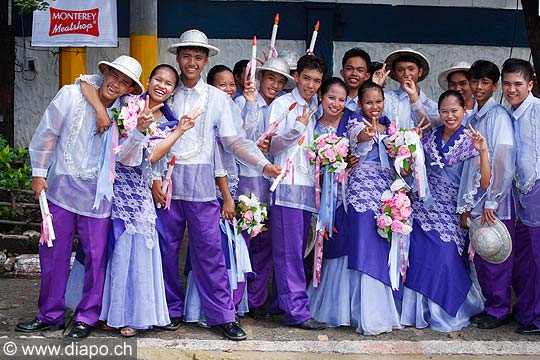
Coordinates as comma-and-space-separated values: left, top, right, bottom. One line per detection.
49, 8, 100, 37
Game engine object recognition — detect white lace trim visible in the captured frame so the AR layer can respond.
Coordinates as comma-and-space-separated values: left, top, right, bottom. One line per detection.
64, 95, 99, 179
515, 105, 539, 194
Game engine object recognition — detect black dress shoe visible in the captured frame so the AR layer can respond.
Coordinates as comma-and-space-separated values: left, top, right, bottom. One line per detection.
212, 322, 247, 341
249, 307, 273, 322
292, 318, 327, 330
15, 318, 64, 333
471, 313, 509, 329
64, 321, 93, 340
159, 316, 183, 331
516, 324, 540, 335
469, 311, 487, 324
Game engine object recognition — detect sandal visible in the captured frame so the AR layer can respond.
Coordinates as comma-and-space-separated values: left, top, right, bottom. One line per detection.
120, 327, 138, 337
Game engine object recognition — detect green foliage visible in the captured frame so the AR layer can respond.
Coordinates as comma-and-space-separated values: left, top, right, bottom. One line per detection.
0, 136, 31, 191
14, 0, 50, 14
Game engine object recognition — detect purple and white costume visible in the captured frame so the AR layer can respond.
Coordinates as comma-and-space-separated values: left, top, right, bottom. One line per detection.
509, 93, 540, 328
29, 82, 145, 327
235, 94, 274, 310
156, 78, 269, 326
307, 112, 401, 335
268, 87, 318, 325
458, 97, 516, 322
401, 126, 484, 332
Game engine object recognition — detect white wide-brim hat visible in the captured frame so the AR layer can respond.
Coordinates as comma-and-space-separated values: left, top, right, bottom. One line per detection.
256, 57, 296, 89
385, 48, 430, 82
167, 29, 220, 57
98, 55, 144, 95
469, 216, 512, 264
438, 61, 471, 90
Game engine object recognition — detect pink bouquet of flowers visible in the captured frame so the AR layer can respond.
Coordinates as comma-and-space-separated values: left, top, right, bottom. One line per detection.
305, 132, 349, 178
375, 178, 413, 240
384, 123, 419, 176
112, 98, 168, 138
112, 98, 146, 136
236, 193, 268, 238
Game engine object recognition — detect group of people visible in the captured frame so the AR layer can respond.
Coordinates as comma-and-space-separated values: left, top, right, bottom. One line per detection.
14, 27, 540, 342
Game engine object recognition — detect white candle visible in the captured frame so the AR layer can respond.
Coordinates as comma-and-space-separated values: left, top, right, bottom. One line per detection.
251, 36, 257, 60
270, 135, 305, 192
256, 102, 297, 145
308, 20, 320, 53
269, 13, 279, 54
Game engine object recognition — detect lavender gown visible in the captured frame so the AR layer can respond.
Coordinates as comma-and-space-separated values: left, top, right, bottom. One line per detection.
400, 126, 484, 332
307, 111, 402, 335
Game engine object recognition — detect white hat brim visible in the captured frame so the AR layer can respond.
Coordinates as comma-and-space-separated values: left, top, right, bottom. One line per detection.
98, 61, 144, 95
167, 42, 219, 57
437, 66, 470, 90
385, 49, 430, 82
256, 66, 296, 90
469, 217, 512, 264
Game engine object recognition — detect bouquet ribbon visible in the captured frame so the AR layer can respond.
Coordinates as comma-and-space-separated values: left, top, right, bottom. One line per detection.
93, 125, 115, 209
388, 232, 410, 290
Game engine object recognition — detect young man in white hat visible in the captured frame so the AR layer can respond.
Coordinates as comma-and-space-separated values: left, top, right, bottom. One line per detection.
16, 56, 146, 340
383, 48, 439, 129
438, 61, 477, 126
152, 29, 281, 341
234, 56, 295, 320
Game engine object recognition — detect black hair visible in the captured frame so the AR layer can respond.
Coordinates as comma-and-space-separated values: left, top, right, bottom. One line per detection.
502, 58, 534, 82
296, 54, 327, 76
470, 60, 500, 83
358, 81, 385, 102
341, 48, 371, 69
233, 59, 249, 76
447, 70, 471, 83
369, 61, 384, 75
149, 64, 180, 88
392, 55, 422, 72
438, 89, 465, 108
176, 46, 209, 56
207, 65, 233, 86
320, 77, 347, 96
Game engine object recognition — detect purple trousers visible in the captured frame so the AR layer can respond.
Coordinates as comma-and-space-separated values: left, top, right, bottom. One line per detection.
245, 218, 273, 309
473, 218, 515, 320
271, 204, 312, 325
512, 221, 540, 327
37, 203, 109, 326
157, 199, 235, 326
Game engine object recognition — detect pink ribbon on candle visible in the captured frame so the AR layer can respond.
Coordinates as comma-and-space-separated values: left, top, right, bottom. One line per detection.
269, 45, 279, 58
244, 58, 257, 85
164, 178, 173, 210
39, 213, 53, 246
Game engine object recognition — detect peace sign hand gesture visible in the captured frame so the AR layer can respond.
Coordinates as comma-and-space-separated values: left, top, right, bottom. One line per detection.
296, 105, 315, 126
372, 63, 390, 87
176, 107, 204, 135
410, 116, 430, 138
464, 123, 487, 153
357, 117, 378, 143
137, 99, 164, 133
